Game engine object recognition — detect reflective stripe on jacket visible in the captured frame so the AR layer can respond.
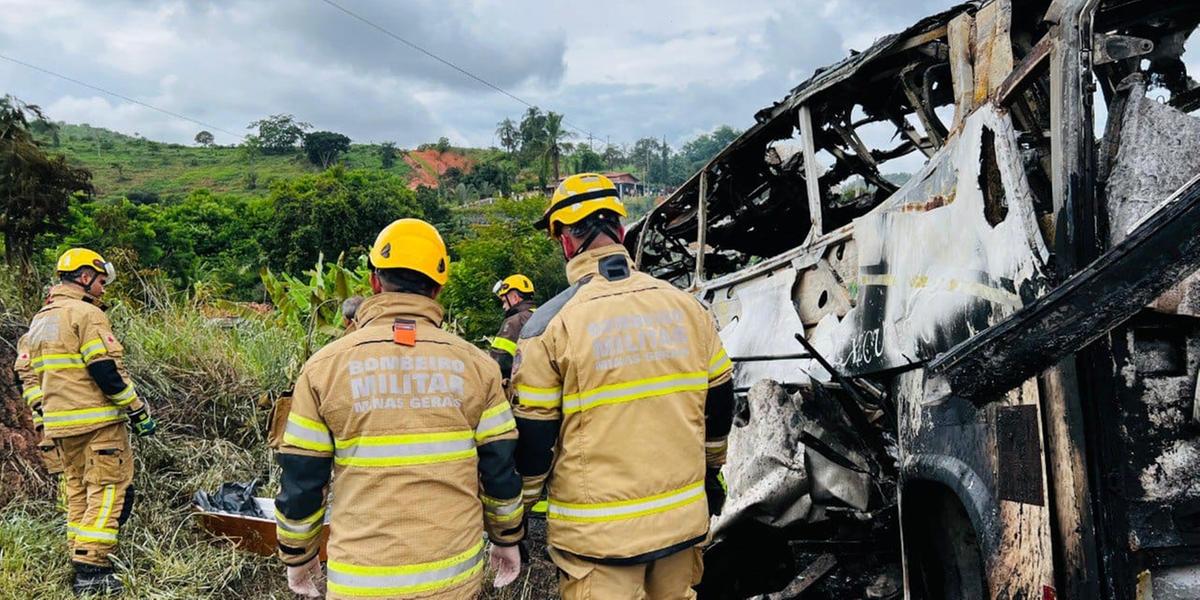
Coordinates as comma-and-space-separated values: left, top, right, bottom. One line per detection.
275, 293, 523, 598
16, 285, 141, 439
512, 245, 733, 561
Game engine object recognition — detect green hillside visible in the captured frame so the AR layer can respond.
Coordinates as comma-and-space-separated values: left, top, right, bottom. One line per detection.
43, 123, 413, 201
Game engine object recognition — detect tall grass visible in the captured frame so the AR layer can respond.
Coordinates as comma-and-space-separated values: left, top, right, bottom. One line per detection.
0, 275, 557, 598
0, 277, 299, 598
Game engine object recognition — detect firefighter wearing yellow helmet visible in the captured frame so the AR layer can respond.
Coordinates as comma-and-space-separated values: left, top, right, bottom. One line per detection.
512, 174, 735, 598
274, 218, 525, 599
488, 274, 536, 382
12, 248, 156, 596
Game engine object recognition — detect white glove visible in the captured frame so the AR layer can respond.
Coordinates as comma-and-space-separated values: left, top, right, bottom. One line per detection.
489, 543, 522, 588
286, 557, 325, 598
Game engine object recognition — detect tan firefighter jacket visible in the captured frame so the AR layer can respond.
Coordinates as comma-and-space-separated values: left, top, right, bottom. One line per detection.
512, 245, 734, 562
275, 292, 524, 599
13, 285, 143, 439
488, 300, 536, 381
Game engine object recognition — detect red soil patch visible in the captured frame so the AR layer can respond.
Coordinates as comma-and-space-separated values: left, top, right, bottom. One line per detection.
402, 150, 475, 190
0, 321, 52, 507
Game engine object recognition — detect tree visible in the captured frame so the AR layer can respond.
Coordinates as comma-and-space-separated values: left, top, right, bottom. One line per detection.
435, 137, 452, 153
668, 125, 742, 185
378, 142, 399, 168
495, 118, 518, 154
0, 96, 93, 269
630, 137, 667, 185
540, 111, 574, 185
247, 114, 311, 155
570, 145, 605, 174
602, 144, 625, 170
440, 195, 567, 342
517, 107, 547, 164
239, 135, 262, 162
194, 130, 215, 147
461, 156, 516, 197
303, 131, 351, 168
265, 167, 422, 273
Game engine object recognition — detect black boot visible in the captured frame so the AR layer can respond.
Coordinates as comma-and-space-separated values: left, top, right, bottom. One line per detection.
72, 562, 124, 597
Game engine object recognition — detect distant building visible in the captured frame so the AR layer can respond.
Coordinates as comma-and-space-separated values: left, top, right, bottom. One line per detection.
548, 172, 645, 198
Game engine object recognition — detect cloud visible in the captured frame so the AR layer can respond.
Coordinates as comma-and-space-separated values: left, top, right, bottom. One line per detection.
0, 0, 960, 149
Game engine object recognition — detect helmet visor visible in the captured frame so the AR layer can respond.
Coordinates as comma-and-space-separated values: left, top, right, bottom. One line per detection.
101, 261, 117, 284
492, 280, 505, 296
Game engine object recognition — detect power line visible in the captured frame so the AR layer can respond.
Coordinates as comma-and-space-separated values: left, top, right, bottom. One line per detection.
318, 0, 604, 144
0, 53, 246, 140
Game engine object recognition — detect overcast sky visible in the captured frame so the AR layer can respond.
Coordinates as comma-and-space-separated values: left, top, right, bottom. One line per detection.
1, 1, 989, 149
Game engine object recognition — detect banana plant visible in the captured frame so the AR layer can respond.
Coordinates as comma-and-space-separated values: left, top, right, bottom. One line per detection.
260, 252, 370, 359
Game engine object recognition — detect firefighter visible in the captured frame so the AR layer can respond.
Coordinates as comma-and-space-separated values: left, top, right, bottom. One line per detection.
340, 295, 364, 334
488, 274, 536, 382
13, 248, 157, 596
275, 218, 524, 599
512, 173, 735, 599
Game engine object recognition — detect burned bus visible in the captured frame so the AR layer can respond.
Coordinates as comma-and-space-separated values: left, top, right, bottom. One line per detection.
625, 1, 1200, 598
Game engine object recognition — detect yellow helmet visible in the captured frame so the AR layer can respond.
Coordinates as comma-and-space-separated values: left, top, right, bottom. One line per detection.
536, 173, 627, 234
56, 248, 116, 283
493, 274, 534, 298
369, 218, 450, 286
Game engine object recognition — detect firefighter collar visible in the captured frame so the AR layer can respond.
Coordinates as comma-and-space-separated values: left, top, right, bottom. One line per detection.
355, 292, 445, 329
504, 299, 536, 318
566, 245, 632, 285
46, 283, 103, 308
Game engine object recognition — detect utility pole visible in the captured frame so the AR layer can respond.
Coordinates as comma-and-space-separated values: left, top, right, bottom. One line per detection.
662, 134, 669, 195
645, 148, 651, 197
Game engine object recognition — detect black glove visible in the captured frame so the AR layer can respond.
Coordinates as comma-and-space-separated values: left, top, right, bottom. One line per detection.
705, 467, 727, 516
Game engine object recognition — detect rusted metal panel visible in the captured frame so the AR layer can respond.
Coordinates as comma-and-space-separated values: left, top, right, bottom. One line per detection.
973, 0, 1015, 102
996, 34, 1053, 105
901, 374, 1054, 599
1038, 363, 1102, 599
948, 12, 978, 131
798, 105, 824, 238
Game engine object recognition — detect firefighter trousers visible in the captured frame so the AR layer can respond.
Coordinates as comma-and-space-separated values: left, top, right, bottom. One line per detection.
550, 545, 704, 600
54, 422, 135, 567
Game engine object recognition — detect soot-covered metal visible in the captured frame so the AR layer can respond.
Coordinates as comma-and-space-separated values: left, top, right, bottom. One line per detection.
632, 1, 1200, 598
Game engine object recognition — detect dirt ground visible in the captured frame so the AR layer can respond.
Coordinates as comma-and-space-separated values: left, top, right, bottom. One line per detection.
403, 149, 475, 190
0, 320, 50, 508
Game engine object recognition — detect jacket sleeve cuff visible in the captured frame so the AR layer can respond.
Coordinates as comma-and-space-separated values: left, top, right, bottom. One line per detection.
705, 436, 728, 469
278, 542, 321, 566
483, 493, 525, 545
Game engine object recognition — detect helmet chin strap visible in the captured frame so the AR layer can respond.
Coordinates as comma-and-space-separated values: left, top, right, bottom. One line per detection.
560, 224, 626, 260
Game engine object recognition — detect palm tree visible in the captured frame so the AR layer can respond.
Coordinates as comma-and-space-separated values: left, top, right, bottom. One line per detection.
541, 112, 575, 184
495, 118, 518, 155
